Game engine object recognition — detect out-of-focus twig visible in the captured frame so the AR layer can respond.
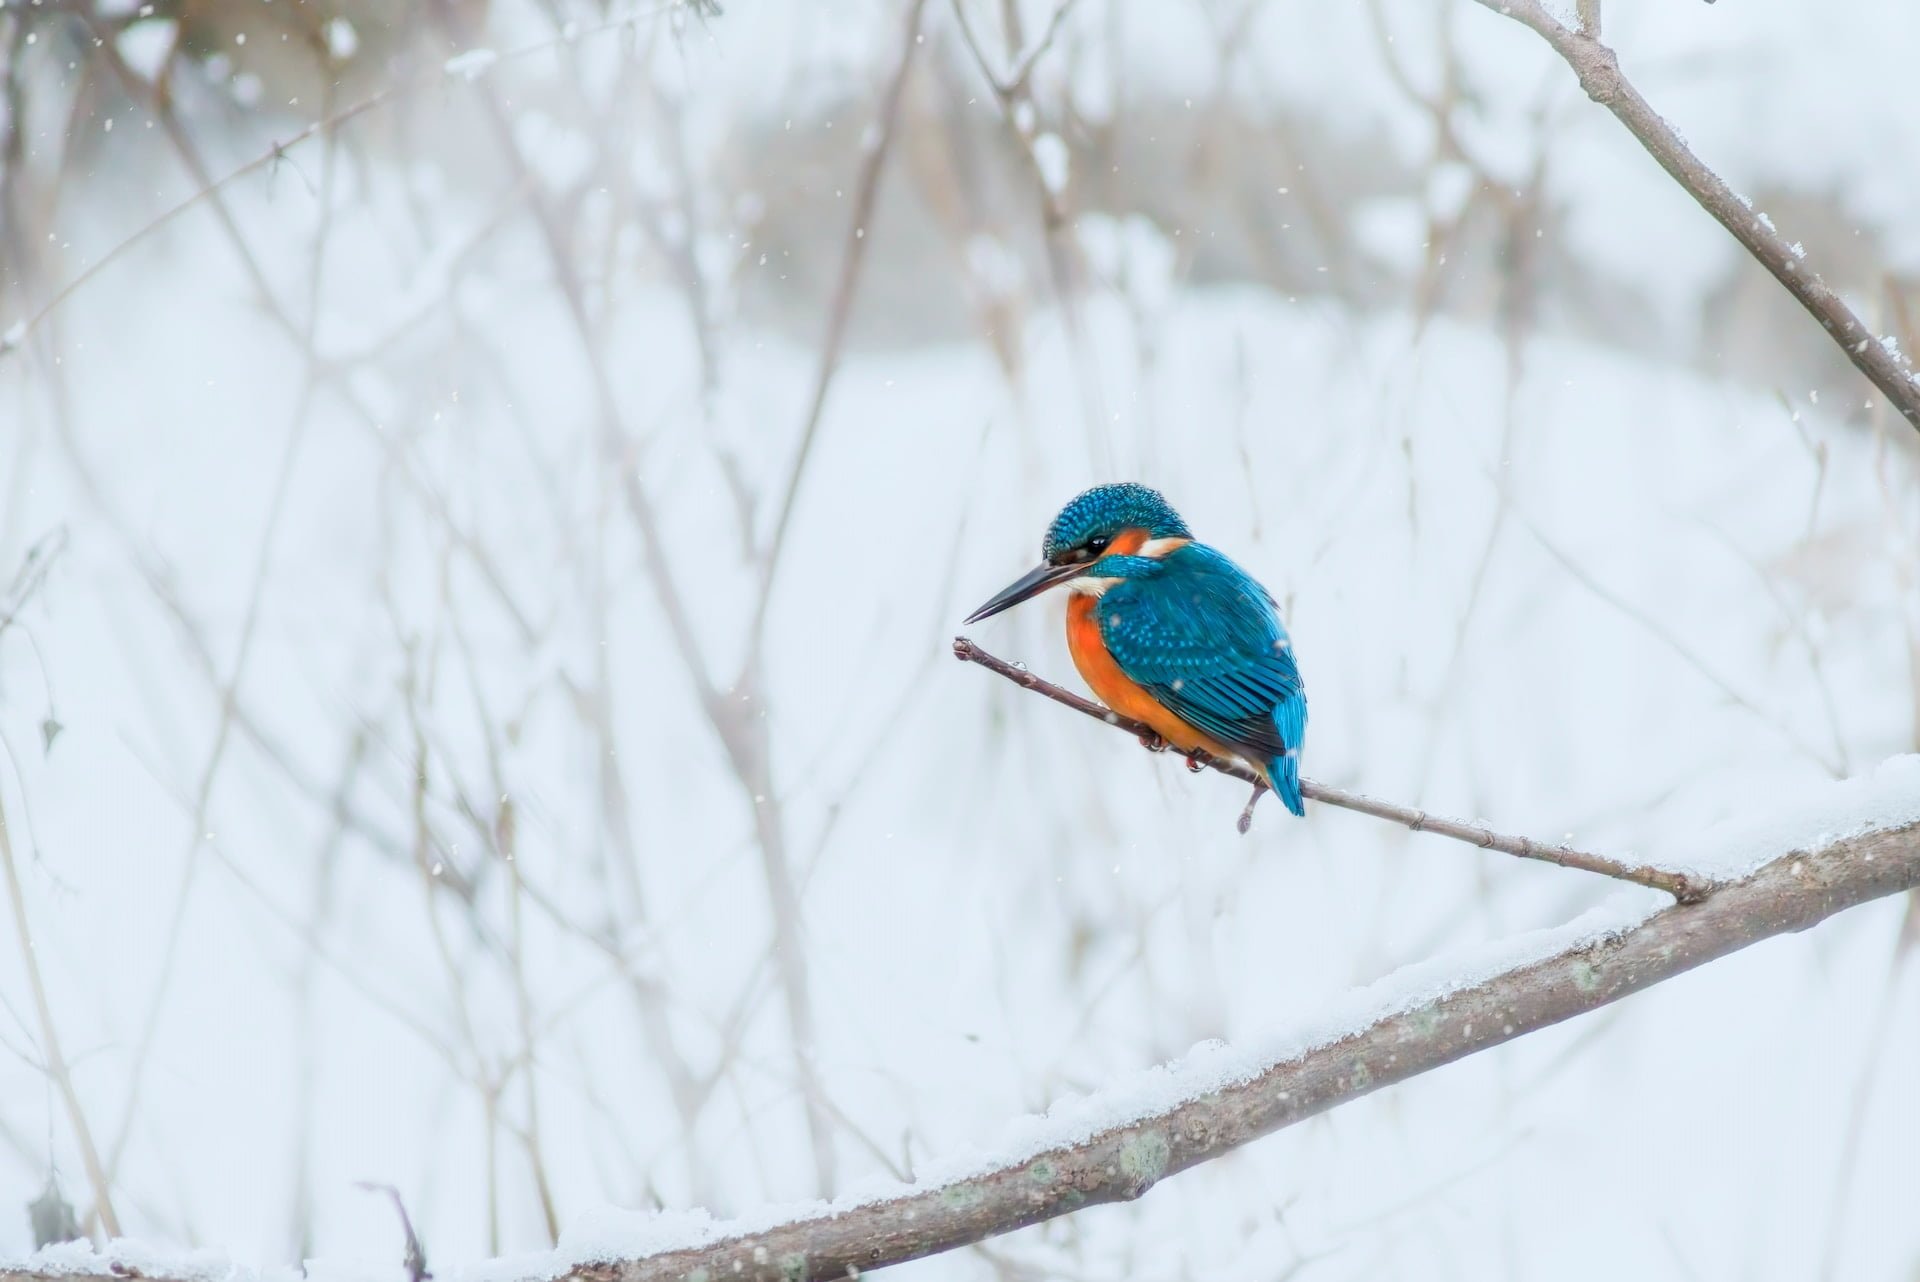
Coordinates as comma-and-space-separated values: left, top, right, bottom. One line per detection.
1816, 932, 1912, 1281
949, 0, 1080, 97
953, 637, 1710, 900
0, 529, 66, 637
1468, 0, 1920, 433
0, 791, 120, 1235
949, 0, 1109, 470
1515, 509, 1845, 778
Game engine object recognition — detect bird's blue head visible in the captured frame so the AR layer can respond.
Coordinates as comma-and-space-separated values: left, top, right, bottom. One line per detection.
965, 483, 1193, 624
1041, 482, 1191, 562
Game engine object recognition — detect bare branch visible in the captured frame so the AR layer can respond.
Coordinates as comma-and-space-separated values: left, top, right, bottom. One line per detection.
16, 822, 1917, 1282
1468, 0, 1920, 433
953, 637, 1710, 901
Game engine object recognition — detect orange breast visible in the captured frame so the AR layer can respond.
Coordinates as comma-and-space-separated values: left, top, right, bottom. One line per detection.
1066, 594, 1241, 763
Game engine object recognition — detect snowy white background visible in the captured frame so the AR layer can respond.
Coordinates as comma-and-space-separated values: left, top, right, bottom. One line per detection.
2, 1, 1918, 1279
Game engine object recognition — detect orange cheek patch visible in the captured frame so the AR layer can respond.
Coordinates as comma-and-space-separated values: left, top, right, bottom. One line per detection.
1106, 528, 1150, 557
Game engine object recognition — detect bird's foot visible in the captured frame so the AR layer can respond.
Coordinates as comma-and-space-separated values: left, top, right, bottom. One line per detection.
1137, 731, 1168, 752
1236, 783, 1266, 835
1184, 752, 1206, 773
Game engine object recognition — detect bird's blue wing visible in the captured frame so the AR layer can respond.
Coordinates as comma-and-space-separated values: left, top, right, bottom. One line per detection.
1096, 544, 1305, 762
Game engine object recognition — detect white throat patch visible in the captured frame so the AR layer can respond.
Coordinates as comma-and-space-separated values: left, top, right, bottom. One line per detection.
1067, 576, 1121, 597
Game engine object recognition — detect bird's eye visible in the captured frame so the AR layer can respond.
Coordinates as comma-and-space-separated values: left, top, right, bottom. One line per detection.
1087, 536, 1110, 555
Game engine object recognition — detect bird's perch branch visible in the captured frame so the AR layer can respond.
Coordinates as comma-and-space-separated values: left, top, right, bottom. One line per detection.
1468, 0, 1920, 434
953, 636, 1710, 901
12, 820, 1917, 1282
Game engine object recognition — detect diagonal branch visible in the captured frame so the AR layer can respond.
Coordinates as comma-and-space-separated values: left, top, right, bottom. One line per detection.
953, 636, 1710, 901
12, 820, 1917, 1282
1467, 0, 1920, 433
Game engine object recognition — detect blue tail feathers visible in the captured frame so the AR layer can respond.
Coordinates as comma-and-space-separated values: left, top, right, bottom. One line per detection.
1268, 753, 1305, 816
1269, 694, 1307, 816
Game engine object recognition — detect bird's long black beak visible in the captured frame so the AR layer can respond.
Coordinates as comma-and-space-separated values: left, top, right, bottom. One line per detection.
964, 561, 1082, 624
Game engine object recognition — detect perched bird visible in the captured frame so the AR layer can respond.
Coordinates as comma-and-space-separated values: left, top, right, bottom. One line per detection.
966, 482, 1308, 821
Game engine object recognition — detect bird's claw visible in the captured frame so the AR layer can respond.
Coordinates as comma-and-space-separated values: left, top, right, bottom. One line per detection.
1184, 752, 1205, 773
1137, 731, 1168, 752
1236, 783, 1266, 835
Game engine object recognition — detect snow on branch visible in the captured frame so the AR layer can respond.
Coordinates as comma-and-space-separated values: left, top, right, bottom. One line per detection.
1469, 0, 1920, 433
9, 793, 1919, 1282
953, 636, 1711, 899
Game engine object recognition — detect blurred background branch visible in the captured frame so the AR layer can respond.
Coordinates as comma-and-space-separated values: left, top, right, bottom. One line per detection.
1470, 0, 1920, 432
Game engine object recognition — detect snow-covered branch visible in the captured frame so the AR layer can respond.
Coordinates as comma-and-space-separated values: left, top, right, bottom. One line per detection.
1468, 0, 1920, 433
11, 811, 1918, 1282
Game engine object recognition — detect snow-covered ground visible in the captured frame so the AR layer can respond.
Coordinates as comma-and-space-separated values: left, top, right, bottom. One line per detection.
3, 2, 1919, 1280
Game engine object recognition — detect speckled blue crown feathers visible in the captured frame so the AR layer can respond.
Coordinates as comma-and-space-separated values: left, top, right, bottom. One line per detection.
1042, 483, 1192, 561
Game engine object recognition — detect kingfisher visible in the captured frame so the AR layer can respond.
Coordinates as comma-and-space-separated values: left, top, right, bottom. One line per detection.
965, 482, 1307, 821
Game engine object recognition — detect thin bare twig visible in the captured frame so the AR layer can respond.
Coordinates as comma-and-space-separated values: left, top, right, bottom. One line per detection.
952, 637, 1710, 901
1467, 0, 1920, 433
355, 1183, 431, 1282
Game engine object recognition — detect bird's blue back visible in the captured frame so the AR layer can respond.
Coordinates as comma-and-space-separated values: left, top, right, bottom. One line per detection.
1095, 543, 1308, 814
